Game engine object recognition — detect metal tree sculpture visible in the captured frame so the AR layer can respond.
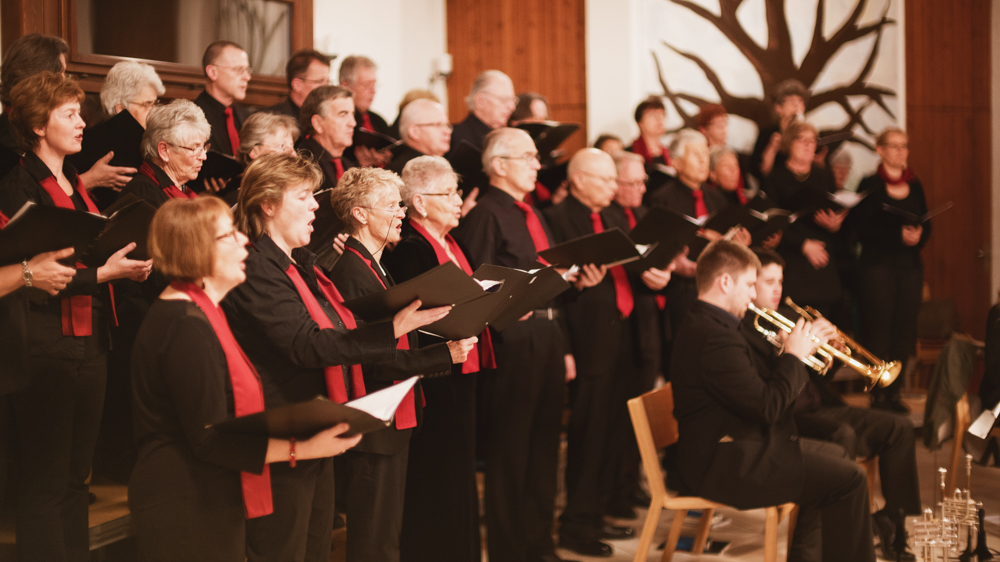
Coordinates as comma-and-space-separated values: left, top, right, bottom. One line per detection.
656, 0, 895, 148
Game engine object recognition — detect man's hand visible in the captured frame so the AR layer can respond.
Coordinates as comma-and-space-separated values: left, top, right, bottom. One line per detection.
79, 152, 136, 190
783, 319, 820, 359
448, 337, 478, 364
902, 224, 923, 246
670, 247, 697, 278
731, 227, 752, 246
801, 239, 829, 269
762, 231, 783, 249
572, 263, 606, 290
461, 187, 479, 217
355, 146, 391, 168
641, 266, 672, 291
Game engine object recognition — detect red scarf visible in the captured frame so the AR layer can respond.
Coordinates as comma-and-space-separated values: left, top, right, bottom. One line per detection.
409, 221, 496, 373
283, 263, 366, 404
343, 244, 422, 429
35, 166, 101, 336
624, 207, 668, 311
630, 136, 671, 167
0, 211, 7, 229
877, 164, 915, 186
140, 162, 196, 200
171, 281, 273, 519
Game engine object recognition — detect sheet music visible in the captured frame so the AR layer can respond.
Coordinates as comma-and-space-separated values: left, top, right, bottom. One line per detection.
346, 377, 419, 422
474, 279, 504, 292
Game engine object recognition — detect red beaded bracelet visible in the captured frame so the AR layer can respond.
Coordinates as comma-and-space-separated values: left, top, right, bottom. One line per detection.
289, 437, 296, 468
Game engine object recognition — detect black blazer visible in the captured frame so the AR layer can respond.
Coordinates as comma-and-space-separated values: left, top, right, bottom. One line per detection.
670, 301, 808, 509
193, 91, 251, 158
296, 136, 357, 191
222, 234, 398, 408
386, 145, 426, 176
328, 237, 452, 455
119, 160, 192, 209
262, 97, 300, 119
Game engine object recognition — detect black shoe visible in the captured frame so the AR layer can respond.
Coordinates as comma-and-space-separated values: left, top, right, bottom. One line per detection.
873, 509, 916, 561
599, 524, 635, 540
558, 533, 613, 557
604, 500, 637, 520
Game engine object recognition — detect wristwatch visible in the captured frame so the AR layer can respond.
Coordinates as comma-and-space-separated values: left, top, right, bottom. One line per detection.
21, 260, 32, 288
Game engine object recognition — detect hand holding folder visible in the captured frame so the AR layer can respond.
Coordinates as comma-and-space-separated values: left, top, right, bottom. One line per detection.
0, 201, 107, 267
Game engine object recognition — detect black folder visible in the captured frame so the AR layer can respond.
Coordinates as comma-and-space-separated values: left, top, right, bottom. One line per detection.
306, 189, 346, 271
537, 161, 569, 191
446, 140, 484, 181
70, 109, 145, 174
0, 202, 107, 267
342, 262, 497, 323
538, 228, 651, 269
194, 151, 245, 190
214, 377, 418, 438
702, 194, 773, 234
747, 208, 798, 245
626, 206, 702, 272
82, 194, 157, 266
881, 201, 953, 226
782, 186, 867, 214
517, 121, 580, 160
419, 264, 571, 339
353, 129, 399, 151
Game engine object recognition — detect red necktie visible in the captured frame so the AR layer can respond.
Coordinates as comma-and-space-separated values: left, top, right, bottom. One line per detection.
360, 112, 374, 133
513, 200, 550, 263
736, 174, 748, 205
692, 188, 708, 219
224, 107, 240, 156
332, 158, 344, 181
623, 207, 637, 229
591, 212, 634, 318
172, 281, 273, 518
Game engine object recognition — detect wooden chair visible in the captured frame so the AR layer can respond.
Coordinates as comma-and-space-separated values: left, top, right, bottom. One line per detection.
627, 383, 797, 562
946, 393, 972, 492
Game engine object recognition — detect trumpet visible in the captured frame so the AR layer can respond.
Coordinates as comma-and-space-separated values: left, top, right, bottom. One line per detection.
746, 303, 900, 391
783, 298, 898, 374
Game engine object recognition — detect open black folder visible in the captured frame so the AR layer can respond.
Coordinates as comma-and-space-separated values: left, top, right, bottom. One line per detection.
306, 189, 345, 271
82, 194, 158, 266
538, 228, 652, 269
627, 206, 702, 271
213, 377, 418, 438
353, 129, 400, 151
881, 201, 953, 226
194, 151, 245, 190
420, 264, 572, 339
0, 201, 107, 267
342, 262, 500, 323
517, 121, 580, 160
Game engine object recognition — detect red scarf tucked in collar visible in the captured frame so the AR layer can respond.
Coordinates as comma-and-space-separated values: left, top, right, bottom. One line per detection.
171, 281, 273, 519
34, 165, 101, 336
343, 243, 422, 430
0, 211, 8, 228
140, 162, 196, 200
630, 136, 671, 167
409, 220, 496, 372
877, 164, 915, 186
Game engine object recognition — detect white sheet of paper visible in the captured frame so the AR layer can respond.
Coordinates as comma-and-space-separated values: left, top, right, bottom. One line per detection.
345, 376, 419, 422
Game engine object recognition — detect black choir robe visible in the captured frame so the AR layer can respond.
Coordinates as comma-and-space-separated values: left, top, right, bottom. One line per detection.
386, 144, 426, 176
262, 97, 300, 119
193, 90, 251, 158
296, 136, 357, 191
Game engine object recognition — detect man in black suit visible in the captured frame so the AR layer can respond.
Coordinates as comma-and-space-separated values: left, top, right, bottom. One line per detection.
297, 85, 357, 190
447, 70, 517, 197
339, 55, 392, 168
194, 40, 251, 158
545, 149, 671, 557
387, 99, 452, 175
265, 49, 332, 119
671, 239, 875, 561
745, 247, 918, 561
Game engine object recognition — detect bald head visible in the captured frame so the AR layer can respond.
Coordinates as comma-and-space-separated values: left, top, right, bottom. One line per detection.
399, 99, 451, 156
468, 70, 516, 129
568, 148, 618, 212
481, 127, 539, 200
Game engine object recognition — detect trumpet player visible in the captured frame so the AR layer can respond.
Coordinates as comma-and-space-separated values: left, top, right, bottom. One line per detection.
671, 239, 874, 562
744, 247, 920, 561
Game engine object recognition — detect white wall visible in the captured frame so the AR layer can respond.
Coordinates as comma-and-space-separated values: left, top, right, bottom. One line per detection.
313, 0, 448, 124
585, 0, 646, 146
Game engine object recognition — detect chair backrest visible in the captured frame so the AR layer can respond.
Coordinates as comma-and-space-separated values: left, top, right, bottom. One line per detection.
627, 383, 680, 500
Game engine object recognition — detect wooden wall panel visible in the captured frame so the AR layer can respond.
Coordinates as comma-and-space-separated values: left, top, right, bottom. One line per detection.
905, 0, 992, 338
446, 0, 587, 154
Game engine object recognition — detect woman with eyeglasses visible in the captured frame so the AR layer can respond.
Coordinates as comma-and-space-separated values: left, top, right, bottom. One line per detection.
329, 166, 477, 562
382, 156, 493, 562
0, 71, 152, 562
219, 112, 299, 205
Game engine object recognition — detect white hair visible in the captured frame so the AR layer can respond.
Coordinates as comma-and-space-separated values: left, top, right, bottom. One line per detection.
141, 99, 211, 163
481, 127, 530, 177
669, 128, 708, 162
466, 70, 511, 111
611, 150, 644, 174
399, 99, 444, 144
400, 156, 457, 208
708, 145, 737, 171
100, 60, 165, 116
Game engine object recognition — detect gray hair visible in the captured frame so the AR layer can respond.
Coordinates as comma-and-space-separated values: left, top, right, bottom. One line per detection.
400, 156, 457, 208
140, 99, 211, 163
399, 99, 444, 143
236, 112, 300, 164
481, 127, 531, 176
830, 147, 853, 168
100, 60, 165, 115
708, 145, 737, 171
669, 128, 708, 162
466, 70, 511, 111
611, 150, 644, 174
338, 55, 376, 85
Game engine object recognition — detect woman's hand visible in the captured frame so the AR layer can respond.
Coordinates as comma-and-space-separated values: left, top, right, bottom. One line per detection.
460, 187, 479, 217
564, 354, 577, 382
731, 227, 752, 246
447, 337, 478, 364
297, 423, 362, 460
670, 247, 697, 278
97, 243, 153, 282
332, 233, 349, 256
902, 224, 923, 246
813, 209, 847, 233
801, 239, 829, 269
572, 263, 606, 290
28, 247, 77, 295
641, 266, 672, 291
762, 231, 783, 249
392, 299, 452, 338
79, 151, 137, 190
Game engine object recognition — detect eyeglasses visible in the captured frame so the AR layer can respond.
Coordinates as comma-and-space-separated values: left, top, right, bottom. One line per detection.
216, 229, 240, 243
422, 189, 463, 198
580, 170, 617, 184
352, 80, 377, 91
499, 152, 540, 164
213, 64, 253, 76
359, 201, 408, 215
129, 99, 161, 110
481, 91, 518, 106
881, 143, 908, 150
170, 142, 211, 156
414, 122, 454, 131
617, 179, 647, 189
297, 77, 331, 86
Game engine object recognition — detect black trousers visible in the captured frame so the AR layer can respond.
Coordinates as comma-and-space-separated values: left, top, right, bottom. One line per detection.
399, 372, 479, 562
791, 441, 875, 562
795, 405, 921, 515
341, 447, 408, 562
560, 321, 638, 537
484, 318, 565, 562
246, 458, 335, 562
856, 261, 923, 397
12, 333, 106, 562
